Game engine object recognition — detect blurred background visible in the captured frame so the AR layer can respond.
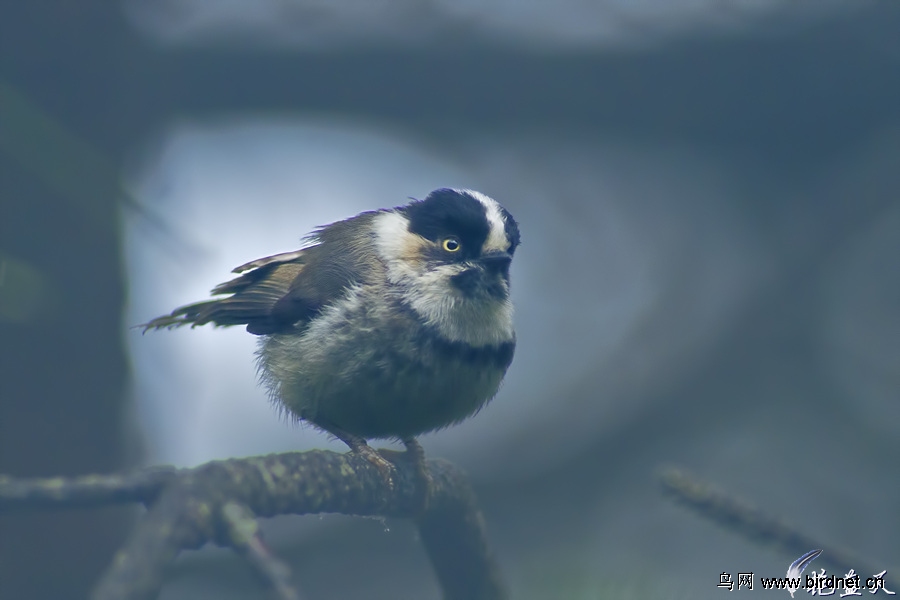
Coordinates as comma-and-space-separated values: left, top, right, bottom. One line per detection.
2, 1, 899, 598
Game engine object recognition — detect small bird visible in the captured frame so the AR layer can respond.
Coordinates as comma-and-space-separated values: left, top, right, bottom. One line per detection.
142, 188, 520, 484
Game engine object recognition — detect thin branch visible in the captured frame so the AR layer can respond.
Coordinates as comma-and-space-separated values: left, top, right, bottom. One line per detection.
0, 466, 177, 509
416, 461, 508, 600
1, 450, 507, 600
219, 501, 302, 600
660, 466, 899, 590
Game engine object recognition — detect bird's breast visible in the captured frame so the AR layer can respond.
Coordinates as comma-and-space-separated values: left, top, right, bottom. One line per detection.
257, 288, 515, 439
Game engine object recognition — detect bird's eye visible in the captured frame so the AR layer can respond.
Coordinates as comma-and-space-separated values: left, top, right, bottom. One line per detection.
442, 238, 461, 252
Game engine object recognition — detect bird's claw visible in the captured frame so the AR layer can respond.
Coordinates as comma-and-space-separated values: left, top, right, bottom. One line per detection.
351, 443, 399, 489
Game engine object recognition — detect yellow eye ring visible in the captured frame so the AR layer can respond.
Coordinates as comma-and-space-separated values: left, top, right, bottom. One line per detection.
442, 238, 461, 252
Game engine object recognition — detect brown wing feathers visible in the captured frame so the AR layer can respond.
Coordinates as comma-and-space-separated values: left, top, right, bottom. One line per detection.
140, 252, 308, 335
141, 213, 379, 336
230, 249, 307, 274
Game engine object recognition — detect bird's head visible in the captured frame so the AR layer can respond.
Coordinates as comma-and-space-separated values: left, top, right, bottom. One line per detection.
374, 188, 520, 345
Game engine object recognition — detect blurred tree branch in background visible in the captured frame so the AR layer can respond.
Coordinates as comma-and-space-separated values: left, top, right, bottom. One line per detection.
0, 63, 136, 598
0, 82, 121, 327
0, 250, 56, 324
0, 83, 121, 233
660, 467, 900, 591
0, 450, 507, 600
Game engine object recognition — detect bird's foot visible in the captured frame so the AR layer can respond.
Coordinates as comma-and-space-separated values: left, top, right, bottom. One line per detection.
330, 430, 398, 490
321, 425, 430, 508
348, 439, 399, 489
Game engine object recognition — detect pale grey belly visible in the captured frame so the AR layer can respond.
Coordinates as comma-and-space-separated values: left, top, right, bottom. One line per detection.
258, 324, 510, 439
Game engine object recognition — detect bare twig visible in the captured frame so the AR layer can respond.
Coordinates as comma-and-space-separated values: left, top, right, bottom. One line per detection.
1, 450, 507, 600
660, 466, 899, 590
417, 460, 508, 600
219, 501, 302, 600
0, 466, 177, 509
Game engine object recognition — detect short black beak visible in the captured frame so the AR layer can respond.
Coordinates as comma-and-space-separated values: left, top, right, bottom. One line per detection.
480, 251, 512, 276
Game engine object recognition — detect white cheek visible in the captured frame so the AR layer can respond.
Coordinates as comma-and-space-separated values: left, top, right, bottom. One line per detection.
373, 210, 434, 285
411, 264, 466, 302
374, 211, 414, 262
405, 264, 515, 347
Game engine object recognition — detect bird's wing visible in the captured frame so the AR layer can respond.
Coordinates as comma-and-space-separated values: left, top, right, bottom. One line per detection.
141, 213, 380, 335
230, 249, 307, 274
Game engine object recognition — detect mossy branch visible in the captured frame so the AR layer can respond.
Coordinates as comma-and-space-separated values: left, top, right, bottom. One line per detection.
0, 450, 508, 600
